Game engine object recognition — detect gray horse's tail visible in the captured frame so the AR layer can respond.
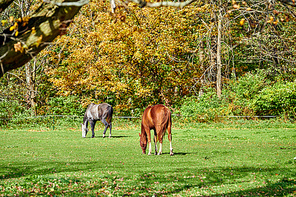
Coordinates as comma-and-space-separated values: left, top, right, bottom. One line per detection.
106, 105, 113, 124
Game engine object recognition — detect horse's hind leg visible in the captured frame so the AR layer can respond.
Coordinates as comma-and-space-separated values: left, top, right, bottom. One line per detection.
168, 133, 173, 156
156, 128, 163, 155
167, 130, 173, 156
158, 136, 163, 155
101, 118, 109, 138
153, 132, 158, 155
109, 123, 112, 138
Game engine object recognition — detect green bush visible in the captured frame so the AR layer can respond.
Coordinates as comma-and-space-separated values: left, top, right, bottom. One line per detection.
252, 81, 296, 118
179, 71, 295, 121
48, 96, 85, 116
223, 71, 270, 116
180, 87, 228, 121
0, 99, 34, 126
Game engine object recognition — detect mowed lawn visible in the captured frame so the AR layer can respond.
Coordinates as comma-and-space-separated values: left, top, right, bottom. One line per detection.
0, 119, 295, 196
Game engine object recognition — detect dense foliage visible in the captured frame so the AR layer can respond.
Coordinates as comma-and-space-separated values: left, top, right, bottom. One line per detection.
0, 0, 295, 123
180, 71, 296, 121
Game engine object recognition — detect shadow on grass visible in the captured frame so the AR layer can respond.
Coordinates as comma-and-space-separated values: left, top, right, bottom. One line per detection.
131, 166, 296, 196
162, 152, 188, 155
210, 179, 296, 196
84, 135, 130, 138
110, 135, 131, 138
1, 162, 295, 196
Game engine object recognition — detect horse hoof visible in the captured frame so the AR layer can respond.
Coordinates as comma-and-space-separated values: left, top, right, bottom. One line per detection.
157, 152, 162, 155
109, 136, 111, 138
92, 136, 95, 138
170, 153, 174, 156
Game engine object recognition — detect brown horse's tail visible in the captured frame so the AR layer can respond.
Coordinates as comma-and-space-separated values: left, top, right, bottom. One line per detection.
166, 108, 172, 138
158, 107, 171, 142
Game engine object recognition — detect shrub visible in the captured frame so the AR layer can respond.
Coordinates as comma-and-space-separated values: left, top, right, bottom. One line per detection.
0, 99, 34, 126
47, 96, 85, 116
180, 87, 228, 122
223, 71, 271, 116
179, 71, 296, 121
252, 81, 296, 118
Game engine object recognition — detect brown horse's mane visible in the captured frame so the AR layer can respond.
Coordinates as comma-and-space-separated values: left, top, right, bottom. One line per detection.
140, 122, 147, 139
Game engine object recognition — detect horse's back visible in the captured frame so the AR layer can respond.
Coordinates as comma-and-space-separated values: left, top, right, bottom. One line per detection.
152, 104, 171, 129
85, 103, 113, 122
142, 104, 171, 129
98, 103, 113, 123
98, 103, 113, 114
151, 104, 170, 119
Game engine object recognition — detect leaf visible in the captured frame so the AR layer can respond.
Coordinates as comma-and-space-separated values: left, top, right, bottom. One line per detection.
14, 42, 23, 53
240, 18, 245, 26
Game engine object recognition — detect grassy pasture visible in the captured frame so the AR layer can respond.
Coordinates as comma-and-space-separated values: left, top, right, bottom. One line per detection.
0, 118, 295, 196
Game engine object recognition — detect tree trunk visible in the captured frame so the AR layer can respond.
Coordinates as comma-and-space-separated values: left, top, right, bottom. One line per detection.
25, 60, 36, 115
216, 8, 222, 98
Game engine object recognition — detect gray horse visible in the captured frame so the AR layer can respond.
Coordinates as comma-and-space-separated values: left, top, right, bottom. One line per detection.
81, 103, 113, 138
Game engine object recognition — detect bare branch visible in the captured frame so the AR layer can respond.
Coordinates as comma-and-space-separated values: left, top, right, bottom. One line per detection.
110, 0, 116, 13
278, 0, 296, 7
43, 0, 89, 6
0, 0, 14, 13
122, 0, 197, 9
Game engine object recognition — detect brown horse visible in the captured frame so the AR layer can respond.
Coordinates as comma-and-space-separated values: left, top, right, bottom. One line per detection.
139, 104, 173, 156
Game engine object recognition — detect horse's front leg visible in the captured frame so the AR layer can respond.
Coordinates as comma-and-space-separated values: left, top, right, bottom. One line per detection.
146, 131, 152, 155
90, 120, 96, 138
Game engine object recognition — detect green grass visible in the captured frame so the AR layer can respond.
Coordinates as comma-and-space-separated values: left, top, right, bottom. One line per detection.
0, 119, 295, 196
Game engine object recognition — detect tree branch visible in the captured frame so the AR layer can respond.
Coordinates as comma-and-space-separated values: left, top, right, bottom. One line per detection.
0, 0, 14, 13
124, 0, 197, 9
0, 0, 295, 78
278, 0, 296, 7
43, 0, 89, 7
0, 0, 83, 77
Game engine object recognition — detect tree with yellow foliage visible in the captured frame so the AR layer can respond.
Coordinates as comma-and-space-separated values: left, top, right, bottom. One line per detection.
0, 0, 295, 78
43, 0, 205, 114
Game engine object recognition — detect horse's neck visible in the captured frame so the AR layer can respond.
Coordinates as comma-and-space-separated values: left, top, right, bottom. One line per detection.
141, 128, 147, 138
83, 114, 89, 125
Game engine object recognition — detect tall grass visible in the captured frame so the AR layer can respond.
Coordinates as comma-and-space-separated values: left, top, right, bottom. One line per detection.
0, 119, 295, 196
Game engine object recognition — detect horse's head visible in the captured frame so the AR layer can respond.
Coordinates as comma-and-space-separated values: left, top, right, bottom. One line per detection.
139, 133, 147, 154
81, 123, 88, 138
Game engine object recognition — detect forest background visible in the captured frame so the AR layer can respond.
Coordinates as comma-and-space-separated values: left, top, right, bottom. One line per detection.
0, 0, 295, 124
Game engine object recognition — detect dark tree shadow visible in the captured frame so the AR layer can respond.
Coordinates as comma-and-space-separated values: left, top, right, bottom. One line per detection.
1, 162, 295, 196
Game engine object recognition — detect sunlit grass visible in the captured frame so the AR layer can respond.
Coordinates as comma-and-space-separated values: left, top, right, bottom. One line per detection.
0, 119, 295, 196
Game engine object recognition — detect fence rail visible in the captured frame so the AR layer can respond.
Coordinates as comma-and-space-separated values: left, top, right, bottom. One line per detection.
0, 115, 141, 120
0, 114, 277, 121
0, 114, 278, 129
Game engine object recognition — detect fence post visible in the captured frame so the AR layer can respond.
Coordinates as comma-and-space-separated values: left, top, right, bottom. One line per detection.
52, 116, 55, 130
